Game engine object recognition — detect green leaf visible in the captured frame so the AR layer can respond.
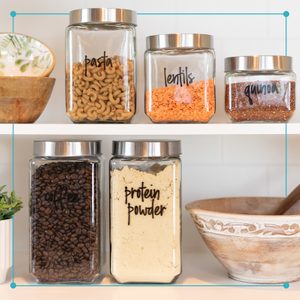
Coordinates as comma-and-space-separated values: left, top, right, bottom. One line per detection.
15, 59, 23, 65
25, 49, 32, 57
0, 185, 22, 220
20, 62, 30, 72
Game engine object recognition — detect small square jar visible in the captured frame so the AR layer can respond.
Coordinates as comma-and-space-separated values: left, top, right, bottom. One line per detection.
145, 33, 216, 123
66, 8, 137, 123
110, 140, 182, 283
30, 141, 102, 283
225, 55, 296, 122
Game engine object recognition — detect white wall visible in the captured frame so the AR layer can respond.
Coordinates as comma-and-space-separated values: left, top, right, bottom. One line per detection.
0, 0, 300, 275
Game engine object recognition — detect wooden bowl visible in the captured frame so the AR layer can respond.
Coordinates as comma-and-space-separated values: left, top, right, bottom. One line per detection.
0, 76, 55, 123
186, 197, 300, 283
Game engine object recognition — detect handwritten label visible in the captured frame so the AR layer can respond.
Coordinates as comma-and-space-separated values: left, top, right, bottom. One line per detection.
124, 182, 167, 225
244, 82, 280, 105
84, 51, 112, 76
45, 184, 79, 210
163, 66, 195, 87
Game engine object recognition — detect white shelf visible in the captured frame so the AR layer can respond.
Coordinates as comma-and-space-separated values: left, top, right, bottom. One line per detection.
0, 123, 299, 136
0, 251, 299, 300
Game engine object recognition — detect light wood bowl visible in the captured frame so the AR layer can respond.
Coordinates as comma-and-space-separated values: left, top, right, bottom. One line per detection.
186, 197, 300, 283
0, 76, 55, 123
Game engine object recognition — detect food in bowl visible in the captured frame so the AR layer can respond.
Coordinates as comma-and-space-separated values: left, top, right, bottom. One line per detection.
0, 32, 55, 77
186, 197, 300, 283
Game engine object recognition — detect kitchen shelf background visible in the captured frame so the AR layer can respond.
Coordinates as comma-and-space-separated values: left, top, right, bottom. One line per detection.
1, 0, 300, 298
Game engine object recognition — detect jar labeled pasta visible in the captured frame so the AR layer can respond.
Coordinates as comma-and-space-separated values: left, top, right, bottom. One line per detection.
145, 33, 215, 123
110, 140, 182, 283
225, 55, 296, 122
66, 8, 136, 123
30, 141, 102, 283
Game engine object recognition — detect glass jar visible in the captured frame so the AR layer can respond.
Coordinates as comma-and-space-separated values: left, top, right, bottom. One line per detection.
30, 140, 102, 283
225, 55, 296, 122
66, 8, 137, 123
145, 33, 215, 123
110, 140, 182, 283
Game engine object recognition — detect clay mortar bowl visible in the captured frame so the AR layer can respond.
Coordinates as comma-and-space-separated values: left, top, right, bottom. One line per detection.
0, 76, 55, 123
186, 197, 300, 283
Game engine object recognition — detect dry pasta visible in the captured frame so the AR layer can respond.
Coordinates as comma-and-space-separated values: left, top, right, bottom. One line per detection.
66, 56, 136, 122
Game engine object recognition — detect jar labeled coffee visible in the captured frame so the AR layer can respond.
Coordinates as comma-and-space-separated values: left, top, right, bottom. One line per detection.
110, 140, 182, 283
30, 141, 102, 283
66, 8, 137, 123
145, 33, 215, 123
225, 55, 296, 122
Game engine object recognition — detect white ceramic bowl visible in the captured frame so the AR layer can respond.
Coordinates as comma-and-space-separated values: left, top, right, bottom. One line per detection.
0, 32, 55, 77
186, 197, 300, 283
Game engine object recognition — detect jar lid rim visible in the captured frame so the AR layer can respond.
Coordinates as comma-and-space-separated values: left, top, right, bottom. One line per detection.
112, 140, 181, 157
146, 33, 214, 50
69, 8, 137, 26
225, 55, 293, 72
34, 140, 102, 157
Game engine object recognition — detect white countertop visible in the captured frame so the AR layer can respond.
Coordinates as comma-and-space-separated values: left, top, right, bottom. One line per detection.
1, 251, 299, 300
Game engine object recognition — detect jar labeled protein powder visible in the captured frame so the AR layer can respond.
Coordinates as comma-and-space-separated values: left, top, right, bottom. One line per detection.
30, 140, 102, 283
110, 140, 182, 283
145, 33, 215, 123
225, 55, 296, 122
66, 8, 137, 123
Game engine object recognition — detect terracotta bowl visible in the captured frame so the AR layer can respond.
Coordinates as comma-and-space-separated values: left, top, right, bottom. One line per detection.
0, 76, 55, 123
186, 197, 300, 283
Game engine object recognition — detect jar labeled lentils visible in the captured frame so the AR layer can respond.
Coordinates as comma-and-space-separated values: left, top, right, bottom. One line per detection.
225, 55, 296, 122
110, 140, 182, 283
66, 8, 137, 123
145, 33, 216, 123
30, 141, 102, 283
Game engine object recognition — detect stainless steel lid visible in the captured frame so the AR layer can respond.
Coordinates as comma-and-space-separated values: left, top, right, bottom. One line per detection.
112, 140, 181, 157
225, 55, 293, 72
34, 140, 101, 157
146, 33, 213, 50
69, 8, 137, 26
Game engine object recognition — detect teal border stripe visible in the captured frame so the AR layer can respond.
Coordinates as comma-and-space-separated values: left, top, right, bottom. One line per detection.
137, 12, 283, 16
14, 283, 285, 288
11, 124, 15, 284
284, 13, 289, 197
10, 11, 284, 17
8, 9, 290, 289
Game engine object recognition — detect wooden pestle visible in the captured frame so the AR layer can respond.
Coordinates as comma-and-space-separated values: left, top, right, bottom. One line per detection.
274, 184, 300, 215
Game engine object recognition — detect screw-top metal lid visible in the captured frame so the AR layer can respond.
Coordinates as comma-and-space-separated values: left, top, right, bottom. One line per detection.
69, 8, 137, 26
146, 33, 213, 50
112, 140, 181, 157
34, 140, 101, 157
224, 55, 293, 72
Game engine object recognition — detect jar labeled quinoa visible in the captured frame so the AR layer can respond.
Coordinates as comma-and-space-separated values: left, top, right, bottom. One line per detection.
145, 34, 216, 123
225, 55, 296, 122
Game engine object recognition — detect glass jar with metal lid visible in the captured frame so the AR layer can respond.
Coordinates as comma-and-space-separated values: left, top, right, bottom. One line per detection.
66, 8, 137, 123
110, 140, 182, 283
225, 55, 296, 122
145, 33, 216, 123
30, 140, 102, 283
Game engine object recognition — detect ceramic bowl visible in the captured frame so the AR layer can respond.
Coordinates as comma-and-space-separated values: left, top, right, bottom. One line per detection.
0, 76, 55, 123
186, 197, 300, 283
0, 33, 55, 77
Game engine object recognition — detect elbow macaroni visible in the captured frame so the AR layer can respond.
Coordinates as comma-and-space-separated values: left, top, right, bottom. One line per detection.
67, 56, 135, 122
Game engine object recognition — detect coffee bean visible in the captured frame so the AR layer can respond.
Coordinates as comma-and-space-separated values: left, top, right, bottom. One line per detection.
30, 161, 100, 282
